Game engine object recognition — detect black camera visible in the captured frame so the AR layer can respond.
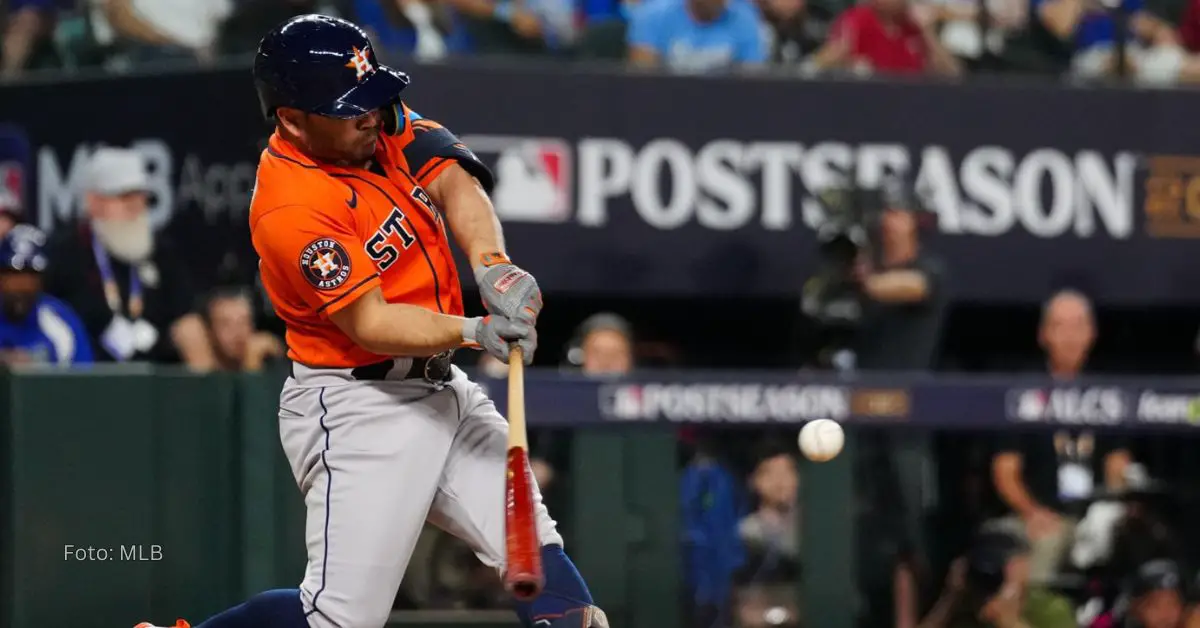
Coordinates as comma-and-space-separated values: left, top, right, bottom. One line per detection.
800, 187, 877, 326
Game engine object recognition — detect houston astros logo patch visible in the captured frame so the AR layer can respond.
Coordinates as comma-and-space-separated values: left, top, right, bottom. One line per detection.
300, 238, 352, 290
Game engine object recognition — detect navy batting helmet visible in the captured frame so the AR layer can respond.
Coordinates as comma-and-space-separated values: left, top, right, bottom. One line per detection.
0, 225, 47, 273
253, 14, 411, 121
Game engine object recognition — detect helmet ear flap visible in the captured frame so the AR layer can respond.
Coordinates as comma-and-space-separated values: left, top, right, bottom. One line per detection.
381, 99, 404, 135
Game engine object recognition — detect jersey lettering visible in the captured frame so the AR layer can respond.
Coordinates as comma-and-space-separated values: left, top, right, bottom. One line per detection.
365, 207, 417, 271
411, 186, 435, 213
410, 186, 443, 228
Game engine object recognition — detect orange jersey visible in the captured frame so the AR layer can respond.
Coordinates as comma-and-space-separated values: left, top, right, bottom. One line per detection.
250, 123, 465, 367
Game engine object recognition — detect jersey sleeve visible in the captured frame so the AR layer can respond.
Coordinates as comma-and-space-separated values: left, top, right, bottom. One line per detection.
398, 104, 496, 193
253, 205, 382, 317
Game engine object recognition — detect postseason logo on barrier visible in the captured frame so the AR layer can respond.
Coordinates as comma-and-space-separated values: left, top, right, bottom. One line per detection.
1006, 387, 1129, 426
598, 382, 851, 423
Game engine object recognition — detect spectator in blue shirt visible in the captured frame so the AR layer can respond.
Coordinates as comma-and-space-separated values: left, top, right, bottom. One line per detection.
628, 0, 768, 72
1033, 0, 1200, 84
0, 225, 92, 367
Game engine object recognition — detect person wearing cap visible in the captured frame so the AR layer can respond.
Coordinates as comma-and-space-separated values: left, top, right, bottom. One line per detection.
852, 200, 947, 371
43, 146, 216, 370
0, 224, 92, 366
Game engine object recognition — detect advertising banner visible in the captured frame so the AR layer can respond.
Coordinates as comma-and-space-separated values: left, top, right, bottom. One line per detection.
471, 370, 1200, 430
3, 63, 1200, 303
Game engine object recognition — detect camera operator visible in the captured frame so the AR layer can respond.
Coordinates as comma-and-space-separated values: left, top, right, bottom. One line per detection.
799, 181, 949, 627
920, 531, 1076, 628
852, 199, 948, 371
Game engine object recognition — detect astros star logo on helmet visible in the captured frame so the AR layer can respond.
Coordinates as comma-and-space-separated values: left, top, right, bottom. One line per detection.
345, 46, 374, 81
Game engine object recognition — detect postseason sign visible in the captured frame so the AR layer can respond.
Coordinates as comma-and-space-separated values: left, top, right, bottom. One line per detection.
468, 370, 1200, 431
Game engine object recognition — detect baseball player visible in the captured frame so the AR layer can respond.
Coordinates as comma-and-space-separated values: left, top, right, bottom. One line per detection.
135, 14, 604, 628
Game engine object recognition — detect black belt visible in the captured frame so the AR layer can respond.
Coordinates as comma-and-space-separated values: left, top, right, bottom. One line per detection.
349, 351, 454, 383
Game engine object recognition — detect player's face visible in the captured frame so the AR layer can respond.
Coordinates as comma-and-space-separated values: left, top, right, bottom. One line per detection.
280, 108, 383, 166
0, 271, 40, 321
581, 328, 633, 375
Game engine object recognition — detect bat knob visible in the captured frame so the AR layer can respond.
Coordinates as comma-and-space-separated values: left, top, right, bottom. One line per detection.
506, 574, 545, 601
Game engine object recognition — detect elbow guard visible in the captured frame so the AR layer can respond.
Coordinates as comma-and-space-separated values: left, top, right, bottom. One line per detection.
403, 122, 496, 194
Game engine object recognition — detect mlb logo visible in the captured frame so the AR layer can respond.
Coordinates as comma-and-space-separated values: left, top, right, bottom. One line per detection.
0, 125, 30, 216
460, 135, 572, 223
600, 384, 645, 421
0, 162, 22, 213
1007, 389, 1047, 422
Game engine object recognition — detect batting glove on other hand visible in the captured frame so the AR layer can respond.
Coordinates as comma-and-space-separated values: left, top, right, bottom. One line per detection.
475, 252, 543, 325
462, 315, 536, 364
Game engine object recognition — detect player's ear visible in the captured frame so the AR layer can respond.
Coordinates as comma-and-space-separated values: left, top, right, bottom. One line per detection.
276, 107, 306, 140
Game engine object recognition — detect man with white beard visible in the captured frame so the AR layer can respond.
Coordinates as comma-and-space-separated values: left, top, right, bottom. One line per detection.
43, 147, 215, 369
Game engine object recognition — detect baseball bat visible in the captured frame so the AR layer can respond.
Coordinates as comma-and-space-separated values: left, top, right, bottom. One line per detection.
504, 345, 545, 601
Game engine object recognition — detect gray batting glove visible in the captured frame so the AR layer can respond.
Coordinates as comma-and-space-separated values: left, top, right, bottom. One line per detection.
462, 315, 536, 365
475, 252, 543, 325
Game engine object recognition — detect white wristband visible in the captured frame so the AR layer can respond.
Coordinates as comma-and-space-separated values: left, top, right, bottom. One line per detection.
462, 317, 482, 344
473, 264, 491, 285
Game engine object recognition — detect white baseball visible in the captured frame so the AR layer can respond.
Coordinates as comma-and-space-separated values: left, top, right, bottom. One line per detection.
798, 419, 844, 462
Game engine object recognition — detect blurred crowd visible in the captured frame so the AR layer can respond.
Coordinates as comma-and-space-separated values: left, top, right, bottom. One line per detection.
0, 145, 283, 371
7, 0, 1200, 83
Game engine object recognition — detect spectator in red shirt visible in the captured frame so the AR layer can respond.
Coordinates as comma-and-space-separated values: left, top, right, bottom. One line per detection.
809, 0, 961, 76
